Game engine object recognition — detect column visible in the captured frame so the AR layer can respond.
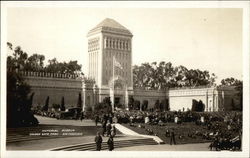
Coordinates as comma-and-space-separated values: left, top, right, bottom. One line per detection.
110, 87, 114, 112
205, 90, 208, 111
125, 86, 129, 110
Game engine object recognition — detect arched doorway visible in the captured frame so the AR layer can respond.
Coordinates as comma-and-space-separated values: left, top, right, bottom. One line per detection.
108, 75, 128, 110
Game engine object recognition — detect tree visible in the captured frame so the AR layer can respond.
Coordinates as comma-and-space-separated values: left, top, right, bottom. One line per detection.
27, 92, 35, 110
133, 61, 216, 90
165, 99, 170, 111
198, 100, 205, 112
8, 42, 84, 76
25, 54, 45, 72
191, 99, 204, 112
220, 77, 243, 111
221, 77, 242, 86
191, 99, 199, 112
7, 42, 38, 127
60, 96, 65, 111
43, 96, 49, 111
77, 93, 82, 109
45, 58, 82, 75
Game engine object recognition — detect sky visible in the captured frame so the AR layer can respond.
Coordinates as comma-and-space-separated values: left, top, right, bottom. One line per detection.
7, 7, 243, 84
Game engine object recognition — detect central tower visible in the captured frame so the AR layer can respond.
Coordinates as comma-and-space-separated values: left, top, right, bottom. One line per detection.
87, 18, 133, 106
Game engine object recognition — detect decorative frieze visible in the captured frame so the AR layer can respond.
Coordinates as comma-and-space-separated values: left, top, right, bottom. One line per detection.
88, 37, 100, 52
104, 36, 130, 51
19, 71, 83, 80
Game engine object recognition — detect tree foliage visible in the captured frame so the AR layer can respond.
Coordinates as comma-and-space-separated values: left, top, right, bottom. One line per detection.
7, 42, 83, 76
220, 77, 243, 111
191, 99, 205, 112
45, 58, 82, 75
133, 62, 216, 90
221, 77, 242, 86
7, 43, 39, 127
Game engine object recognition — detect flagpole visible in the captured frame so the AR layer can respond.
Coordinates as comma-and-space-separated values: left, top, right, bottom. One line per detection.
112, 56, 115, 112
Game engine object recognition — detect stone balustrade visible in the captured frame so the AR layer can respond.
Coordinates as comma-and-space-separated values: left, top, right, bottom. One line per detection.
18, 71, 83, 80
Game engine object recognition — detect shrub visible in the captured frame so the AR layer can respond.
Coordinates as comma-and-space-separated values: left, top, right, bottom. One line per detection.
142, 100, 148, 111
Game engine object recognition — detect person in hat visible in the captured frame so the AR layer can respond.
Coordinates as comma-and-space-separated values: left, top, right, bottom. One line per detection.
107, 135, 114, 151
94, 132, 103, 151
170, 128, 176, 145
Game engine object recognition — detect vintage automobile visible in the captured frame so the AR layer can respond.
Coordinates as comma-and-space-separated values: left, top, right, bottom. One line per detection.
56, 107, 82, 119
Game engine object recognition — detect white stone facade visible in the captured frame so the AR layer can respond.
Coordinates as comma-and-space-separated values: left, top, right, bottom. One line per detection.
21, 18, 240, 112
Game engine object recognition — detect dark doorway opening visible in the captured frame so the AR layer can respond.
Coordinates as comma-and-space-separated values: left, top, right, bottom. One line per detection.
115, 97, 120, 105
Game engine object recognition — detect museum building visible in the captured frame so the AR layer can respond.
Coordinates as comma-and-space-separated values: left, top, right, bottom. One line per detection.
21, 18, 240, 112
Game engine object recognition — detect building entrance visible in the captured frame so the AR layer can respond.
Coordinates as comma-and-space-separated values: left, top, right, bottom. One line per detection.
115, 97, 120, 105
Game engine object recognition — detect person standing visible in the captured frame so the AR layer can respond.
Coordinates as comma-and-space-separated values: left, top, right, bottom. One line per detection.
107, 135, 114, 151
108, 113, 113, 124
102, 121, 107, 136
170, 129, 176, 145
106, 123, 112, 137
111, 125, 116, 137
95, 115, 99, 127
95, 132, 103, 151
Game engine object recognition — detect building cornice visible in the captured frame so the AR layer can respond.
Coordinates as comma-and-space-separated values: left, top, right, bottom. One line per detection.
87, 27, 133, 37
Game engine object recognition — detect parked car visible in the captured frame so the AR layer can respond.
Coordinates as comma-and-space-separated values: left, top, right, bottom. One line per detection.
56, 107, 82, 119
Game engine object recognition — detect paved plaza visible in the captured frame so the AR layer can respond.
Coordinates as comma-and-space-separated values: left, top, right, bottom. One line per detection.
35, 115, 99, 126
116, 143, 211, 151
6, 116, 211, 151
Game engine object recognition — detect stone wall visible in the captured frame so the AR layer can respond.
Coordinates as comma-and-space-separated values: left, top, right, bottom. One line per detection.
21, 71, 240, 112
133, 89, 167, 109
22, 71, 83, 109
169, 87, 215, 111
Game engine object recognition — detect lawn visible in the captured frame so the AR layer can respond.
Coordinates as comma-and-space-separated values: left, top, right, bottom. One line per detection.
123, 122, 212, 144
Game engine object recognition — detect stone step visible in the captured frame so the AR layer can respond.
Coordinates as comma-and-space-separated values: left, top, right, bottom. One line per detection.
6, 135, 84, 143
64, 140, 157, 151
50, 138, 157, 151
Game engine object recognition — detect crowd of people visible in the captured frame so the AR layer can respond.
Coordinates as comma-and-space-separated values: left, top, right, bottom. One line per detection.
33, 105, 242, 151
112, 109, 242, 151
